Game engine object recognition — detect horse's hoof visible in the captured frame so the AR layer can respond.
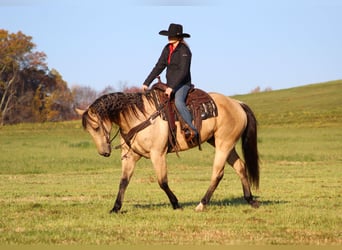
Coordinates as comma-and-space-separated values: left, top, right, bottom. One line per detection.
250, 200, 260, 208
109, 208, 119, 214
173, 203, 182, 210
195, 202, 205, 212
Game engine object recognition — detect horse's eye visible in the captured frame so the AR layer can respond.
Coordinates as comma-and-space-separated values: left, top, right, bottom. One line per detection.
94, 127, 100, 132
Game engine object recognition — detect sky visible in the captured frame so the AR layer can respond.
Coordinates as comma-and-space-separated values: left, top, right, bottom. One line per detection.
1, 0, 341, 95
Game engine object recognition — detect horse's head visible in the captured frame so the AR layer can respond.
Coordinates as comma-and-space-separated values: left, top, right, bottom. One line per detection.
76, 108, 112, 157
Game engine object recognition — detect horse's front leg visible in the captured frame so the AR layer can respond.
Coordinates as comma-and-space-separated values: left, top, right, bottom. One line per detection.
151, 151, 181, 210
110, 150, 141, 213
110, 177, 129, 213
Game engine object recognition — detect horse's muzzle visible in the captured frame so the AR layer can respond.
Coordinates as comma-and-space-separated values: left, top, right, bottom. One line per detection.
98, 146, 111, 157
97, 142, 111, 157
101, 152, 111, 157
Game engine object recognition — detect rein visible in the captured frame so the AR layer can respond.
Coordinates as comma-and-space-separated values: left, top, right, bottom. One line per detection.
111, 99, 169, 152
110, 127, 120, 144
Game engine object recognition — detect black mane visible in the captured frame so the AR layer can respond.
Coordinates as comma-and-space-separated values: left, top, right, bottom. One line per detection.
85, 92, 152, 125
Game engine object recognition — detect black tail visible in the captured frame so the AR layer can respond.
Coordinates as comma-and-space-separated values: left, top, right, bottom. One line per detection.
240, 103, 260, 189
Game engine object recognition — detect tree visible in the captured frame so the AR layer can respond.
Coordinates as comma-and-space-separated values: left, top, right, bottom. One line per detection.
0, 30, 75, 124
250, 86, 261, 94
123, 85, 140, 93
98, 85, 116, 96
44, 69, 74, 121
0, 29, 47, 125
250, 86, 273, 94
71, 85, 98, 109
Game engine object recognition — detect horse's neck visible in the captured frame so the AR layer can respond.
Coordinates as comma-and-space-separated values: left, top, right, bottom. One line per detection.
116, 95, 155, 134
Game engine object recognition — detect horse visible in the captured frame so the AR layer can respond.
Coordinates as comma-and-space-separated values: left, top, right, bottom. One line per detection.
76, 86, 260, 213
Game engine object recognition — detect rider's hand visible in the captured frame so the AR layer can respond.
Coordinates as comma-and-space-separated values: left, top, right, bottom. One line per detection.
142, 85, 149, 92
165, 87, 173, 98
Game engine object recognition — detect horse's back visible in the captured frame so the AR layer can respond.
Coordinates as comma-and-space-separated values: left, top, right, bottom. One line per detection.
207, 92, 247, 132
209, 92, 246, 116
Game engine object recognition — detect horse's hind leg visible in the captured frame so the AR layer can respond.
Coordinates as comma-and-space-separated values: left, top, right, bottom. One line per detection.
227, 148, 259, 208
195, 149, 228, 212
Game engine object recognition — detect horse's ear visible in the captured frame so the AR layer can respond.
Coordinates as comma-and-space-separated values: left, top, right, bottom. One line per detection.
75, 108, 86, 116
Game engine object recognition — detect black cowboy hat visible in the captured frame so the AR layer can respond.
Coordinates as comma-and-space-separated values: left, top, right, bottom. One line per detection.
159, 23, 191, 38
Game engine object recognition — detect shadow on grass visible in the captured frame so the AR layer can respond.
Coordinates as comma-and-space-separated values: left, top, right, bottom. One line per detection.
131, 196, 288, 211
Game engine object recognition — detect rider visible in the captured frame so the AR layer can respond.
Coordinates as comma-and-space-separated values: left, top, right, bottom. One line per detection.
142, 23, 199, 142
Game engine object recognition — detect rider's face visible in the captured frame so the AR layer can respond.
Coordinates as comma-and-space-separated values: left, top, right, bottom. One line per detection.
168, 36, 179, 44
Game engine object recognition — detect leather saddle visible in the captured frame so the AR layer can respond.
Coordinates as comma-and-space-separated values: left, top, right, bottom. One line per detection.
149, 81, 218, 152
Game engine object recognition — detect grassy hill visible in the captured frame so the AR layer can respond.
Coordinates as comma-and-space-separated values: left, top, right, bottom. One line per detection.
234, 79, 342, 127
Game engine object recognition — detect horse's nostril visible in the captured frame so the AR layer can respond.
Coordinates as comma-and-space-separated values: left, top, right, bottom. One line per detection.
101, 152, 110, 157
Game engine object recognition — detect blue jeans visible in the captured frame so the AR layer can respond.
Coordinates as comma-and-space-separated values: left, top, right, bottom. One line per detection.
174, 84, 197, 133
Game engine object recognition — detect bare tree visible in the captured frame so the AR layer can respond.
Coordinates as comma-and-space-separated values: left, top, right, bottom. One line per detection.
71, 85, 98, 109
250, 86, 261, 94
98, 85, 116, 96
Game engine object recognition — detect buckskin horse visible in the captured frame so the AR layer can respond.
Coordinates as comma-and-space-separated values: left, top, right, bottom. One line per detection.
76, 83, 260, 213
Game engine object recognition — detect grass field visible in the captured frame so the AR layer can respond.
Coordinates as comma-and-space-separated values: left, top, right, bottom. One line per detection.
0, 80, 341, 245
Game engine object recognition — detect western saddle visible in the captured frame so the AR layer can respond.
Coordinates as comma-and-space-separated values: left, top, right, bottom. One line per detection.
149, 79, 218, 153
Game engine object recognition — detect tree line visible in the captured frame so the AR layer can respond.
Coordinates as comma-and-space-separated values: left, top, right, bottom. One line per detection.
0, 29, 138, 125
1, 29, 272, 125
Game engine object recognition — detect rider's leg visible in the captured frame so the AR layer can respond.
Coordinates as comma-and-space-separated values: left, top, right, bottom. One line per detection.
174, 84, 198, 134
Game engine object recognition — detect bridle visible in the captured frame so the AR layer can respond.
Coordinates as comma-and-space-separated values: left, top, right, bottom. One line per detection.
98, 118, 120, 145
98, 99, 169, 152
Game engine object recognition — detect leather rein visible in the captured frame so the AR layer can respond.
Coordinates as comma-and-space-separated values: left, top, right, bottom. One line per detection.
109, 99, 169, 152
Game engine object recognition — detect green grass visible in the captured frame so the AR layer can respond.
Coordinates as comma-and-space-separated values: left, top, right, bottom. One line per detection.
0, 80, 341, 245
235, 79, 342, 127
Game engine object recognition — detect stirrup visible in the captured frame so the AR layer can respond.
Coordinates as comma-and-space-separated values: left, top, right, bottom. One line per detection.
183, 128, 201, 150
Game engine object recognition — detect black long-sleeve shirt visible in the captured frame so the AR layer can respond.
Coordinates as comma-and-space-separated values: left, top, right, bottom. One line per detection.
143, 42, 192, 90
